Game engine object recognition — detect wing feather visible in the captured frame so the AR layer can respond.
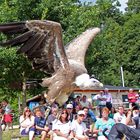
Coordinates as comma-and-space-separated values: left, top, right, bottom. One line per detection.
0, 22, 27, 34
0, 20, 69, 74
17, 33, 41, 54
26, 35, 46, 57
0, 30, 34, 46
65, 28, 100, 65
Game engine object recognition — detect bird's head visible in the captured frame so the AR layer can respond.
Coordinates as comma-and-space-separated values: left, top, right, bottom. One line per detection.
74, 73, 103, 89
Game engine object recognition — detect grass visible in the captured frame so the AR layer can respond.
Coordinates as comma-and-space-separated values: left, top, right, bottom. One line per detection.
2, 129, 49, 140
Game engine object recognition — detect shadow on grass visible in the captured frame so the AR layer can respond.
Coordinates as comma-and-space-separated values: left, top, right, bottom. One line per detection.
2, 129, 48, 140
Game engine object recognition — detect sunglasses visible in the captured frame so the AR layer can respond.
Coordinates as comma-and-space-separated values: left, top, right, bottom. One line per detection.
61, 112, 67, 114
79, 114, 85, 117
25, 110, 31, 112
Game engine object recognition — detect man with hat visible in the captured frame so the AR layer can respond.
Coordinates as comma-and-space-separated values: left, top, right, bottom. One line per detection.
66, 103, 74, 122
71, 110, 89, 140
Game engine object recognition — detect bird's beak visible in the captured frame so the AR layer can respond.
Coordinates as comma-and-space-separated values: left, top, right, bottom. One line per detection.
99, 83, 104, 87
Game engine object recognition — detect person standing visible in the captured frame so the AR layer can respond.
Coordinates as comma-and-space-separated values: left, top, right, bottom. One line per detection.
104, 88, 112, 110
96, 91, 107, 118
2, 100, 13, 130
127, 88, 139, 108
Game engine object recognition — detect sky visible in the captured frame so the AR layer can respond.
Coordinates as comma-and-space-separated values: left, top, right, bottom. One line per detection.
118, 0, 128, 12
81, 0, 128, 13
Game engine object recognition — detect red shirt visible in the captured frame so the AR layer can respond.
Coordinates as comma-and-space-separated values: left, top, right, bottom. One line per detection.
127, 92, 139, 103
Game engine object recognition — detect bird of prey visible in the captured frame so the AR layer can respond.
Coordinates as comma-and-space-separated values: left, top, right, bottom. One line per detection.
0, 20, 103, 106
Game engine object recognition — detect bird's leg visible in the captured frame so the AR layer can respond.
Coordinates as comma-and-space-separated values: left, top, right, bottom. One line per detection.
44, 92, 58, 119
44, 104, 51, 119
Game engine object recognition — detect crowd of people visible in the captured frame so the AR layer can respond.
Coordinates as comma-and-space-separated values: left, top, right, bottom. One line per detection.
0, 88, 140, 140
17, 88, 140, 140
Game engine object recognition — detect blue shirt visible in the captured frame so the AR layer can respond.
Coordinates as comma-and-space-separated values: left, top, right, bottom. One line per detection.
34, 116, 46, 128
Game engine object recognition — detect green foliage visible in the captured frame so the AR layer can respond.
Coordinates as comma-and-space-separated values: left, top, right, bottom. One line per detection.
127, 0, 140, 13
0, 0, 18, 23
118, 13, 140, 87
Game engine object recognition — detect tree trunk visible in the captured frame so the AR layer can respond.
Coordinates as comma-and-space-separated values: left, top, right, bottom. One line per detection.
21, 73, 27, 110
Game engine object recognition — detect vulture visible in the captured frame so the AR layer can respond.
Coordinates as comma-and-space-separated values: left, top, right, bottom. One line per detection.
0, 20, 103, 107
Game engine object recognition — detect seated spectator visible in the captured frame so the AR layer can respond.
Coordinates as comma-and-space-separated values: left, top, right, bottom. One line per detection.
52, 109, 72, 140
113, 106, 126, 124
82, 107, 94, 133
72, 96, 81, 109
47, 107, 58, 130
34, 108, 49, 140
108, 107, 116, 119
73, 104, 81, 120
80, 95, 96, 122
93, 107, 115, 140
71, 110, 89, 140
66, 104, 74, 122
19, 107, 35, 140
108, 107, 140, 140
132, 104, 139, 118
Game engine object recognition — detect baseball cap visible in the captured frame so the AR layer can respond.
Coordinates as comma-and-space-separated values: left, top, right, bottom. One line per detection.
66, 104, 73, 109
78, 110, 85, 116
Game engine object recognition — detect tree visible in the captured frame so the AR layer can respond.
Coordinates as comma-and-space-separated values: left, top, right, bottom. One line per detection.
117, 13, 140, 87
0, 48, 45, 109
127, 0, 140, 13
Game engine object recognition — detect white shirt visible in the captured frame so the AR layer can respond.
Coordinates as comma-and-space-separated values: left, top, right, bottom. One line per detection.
71, 120, 87, 137
52, 119, 71, 136
105, 93, 112, 103
19, 115, 35, 133
114, 112, 126, 124
80, 101, 90, 108
97, 94, 107, 105
4, 104, 12, 114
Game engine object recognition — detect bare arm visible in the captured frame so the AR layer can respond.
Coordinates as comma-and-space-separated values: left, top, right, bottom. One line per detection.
125, 111, 135, 125
93, 126, 99, 134
53, 129, 68, 138
35, 125, 49, 132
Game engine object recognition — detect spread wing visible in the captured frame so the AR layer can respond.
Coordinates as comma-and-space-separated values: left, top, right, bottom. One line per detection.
0, 20, 69, 74
65, 28, 100, 66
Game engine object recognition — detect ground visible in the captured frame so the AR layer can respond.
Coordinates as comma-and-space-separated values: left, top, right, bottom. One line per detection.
2, 129, 49, 140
